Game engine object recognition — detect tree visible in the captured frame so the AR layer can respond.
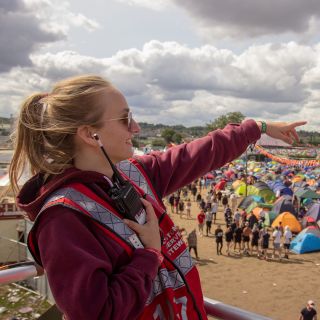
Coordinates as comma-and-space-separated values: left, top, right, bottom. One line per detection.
151, 138, 166, 147
161, 128, 177, 143
132, 137, 140, 148
206, 112, 245, 132
172, 132, 183, 144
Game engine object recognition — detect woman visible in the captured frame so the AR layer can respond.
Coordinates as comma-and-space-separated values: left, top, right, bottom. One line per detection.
9, 75, 305, 319
283, 225, 292, 259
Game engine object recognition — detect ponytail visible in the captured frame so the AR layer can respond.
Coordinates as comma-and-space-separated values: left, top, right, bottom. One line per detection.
9, 93, 51, 194
9, 75, 112, 196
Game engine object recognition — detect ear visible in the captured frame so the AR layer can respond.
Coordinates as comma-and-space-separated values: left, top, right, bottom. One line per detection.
76, 125, 97, 147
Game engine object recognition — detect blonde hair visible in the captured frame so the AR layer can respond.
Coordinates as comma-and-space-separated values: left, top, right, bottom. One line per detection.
9, 75, 113, 194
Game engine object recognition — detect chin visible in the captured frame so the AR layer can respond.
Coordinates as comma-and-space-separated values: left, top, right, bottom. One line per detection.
116, 148, 134, 163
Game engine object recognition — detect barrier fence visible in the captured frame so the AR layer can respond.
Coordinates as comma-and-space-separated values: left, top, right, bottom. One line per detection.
0, 263, 272, 320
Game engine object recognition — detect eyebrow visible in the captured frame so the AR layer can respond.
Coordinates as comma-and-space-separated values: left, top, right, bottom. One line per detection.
120, 108, 130, 115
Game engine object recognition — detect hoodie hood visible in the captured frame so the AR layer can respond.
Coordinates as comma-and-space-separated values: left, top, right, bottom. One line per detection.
17, 167, 108, 221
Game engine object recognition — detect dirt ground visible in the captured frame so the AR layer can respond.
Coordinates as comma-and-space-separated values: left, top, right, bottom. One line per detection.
167, 193, 320, 320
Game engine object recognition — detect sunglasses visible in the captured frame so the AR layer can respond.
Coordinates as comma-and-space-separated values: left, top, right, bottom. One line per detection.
107, 111, 134, 132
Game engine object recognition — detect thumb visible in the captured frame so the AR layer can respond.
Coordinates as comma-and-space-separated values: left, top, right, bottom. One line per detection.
278, 132, 293, 144
141, 198, 157, 222
123, 219, 142, 233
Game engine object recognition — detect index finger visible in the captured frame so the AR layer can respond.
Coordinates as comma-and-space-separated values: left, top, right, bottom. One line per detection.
288, 121, 307, 129
288, 121, 307, 142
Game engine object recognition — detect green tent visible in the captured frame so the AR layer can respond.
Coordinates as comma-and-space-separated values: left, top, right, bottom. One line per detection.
294, 188, 320, 200
235, 185, 275, 203
263, 211, 278, 226
246, 201, 273, 214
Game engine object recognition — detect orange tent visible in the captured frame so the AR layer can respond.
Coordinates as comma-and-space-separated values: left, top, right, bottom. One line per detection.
271, 212, 302, 233
252, 207, 270, 219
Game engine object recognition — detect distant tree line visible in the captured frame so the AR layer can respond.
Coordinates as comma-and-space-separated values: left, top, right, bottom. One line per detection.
136, 112, 320, 148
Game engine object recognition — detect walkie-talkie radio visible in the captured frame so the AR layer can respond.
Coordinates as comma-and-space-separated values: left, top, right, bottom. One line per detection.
93, 134, 146, 225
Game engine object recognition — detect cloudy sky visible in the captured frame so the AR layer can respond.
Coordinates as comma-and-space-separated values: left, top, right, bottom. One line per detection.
1, 0, 320, 129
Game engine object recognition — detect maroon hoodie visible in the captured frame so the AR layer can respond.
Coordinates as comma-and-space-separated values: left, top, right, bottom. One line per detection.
17, 120, 260, 319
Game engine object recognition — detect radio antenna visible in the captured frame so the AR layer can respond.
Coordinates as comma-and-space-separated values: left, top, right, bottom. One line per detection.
93, 134, 126, 185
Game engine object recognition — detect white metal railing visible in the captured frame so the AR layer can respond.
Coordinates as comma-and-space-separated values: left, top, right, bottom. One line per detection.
0, 263, 273, 319
0, 261, 43, 285
204, 297, 272, 320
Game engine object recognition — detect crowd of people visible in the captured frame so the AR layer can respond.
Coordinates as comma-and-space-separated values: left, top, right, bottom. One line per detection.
167, 173, 315, 261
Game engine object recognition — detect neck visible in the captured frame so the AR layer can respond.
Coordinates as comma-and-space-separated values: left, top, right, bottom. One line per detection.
74, 149, 114, 178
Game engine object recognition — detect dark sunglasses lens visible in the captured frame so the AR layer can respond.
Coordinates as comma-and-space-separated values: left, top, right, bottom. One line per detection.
128, 112, 132, 131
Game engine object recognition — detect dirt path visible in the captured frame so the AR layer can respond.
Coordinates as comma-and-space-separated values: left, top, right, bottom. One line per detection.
167, 192, 320, 320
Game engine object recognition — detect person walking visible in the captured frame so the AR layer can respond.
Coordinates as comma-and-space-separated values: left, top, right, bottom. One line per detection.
230, 193, 237, 213
242, 222, 252, 255
225, 225, 233, 256
187, 229, 199, 260
261, 228, 271, 260
250, 224, 260, 256
191, 184, 197, 201
224, 204, 233, 227
283, 225, 292, 259
234, 208, 241, 225
168, 194, 175, 213
197, 209, 206, 236
178, 199, 185, 218
215, 225, 224, 255
205, 209, 213, 236
233, 224, 243, 253
186, 198, 192, 219
222, 194, 229, 210
299, 300, 317, 320
272, 226, 282, 260
10, 74, 305, 320
211, 199, 218, 224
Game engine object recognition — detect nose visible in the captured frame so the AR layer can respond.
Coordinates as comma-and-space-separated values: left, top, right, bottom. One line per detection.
130, 118, 141, 134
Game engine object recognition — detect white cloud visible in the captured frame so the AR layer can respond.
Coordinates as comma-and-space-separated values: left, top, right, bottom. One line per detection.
1, 40, 319, 130
114, 0, 172, 11
24, 0, 99, 33
0, 0, 99, 73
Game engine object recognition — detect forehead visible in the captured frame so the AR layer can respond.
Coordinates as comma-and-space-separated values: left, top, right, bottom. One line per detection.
98, 87, 129, 117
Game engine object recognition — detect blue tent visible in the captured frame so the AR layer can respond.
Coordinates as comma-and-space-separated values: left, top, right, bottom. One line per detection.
267, 180, 294, 197
306, 203, 320, 221
271, 195, 296, 216
280, 187, 293, 197
267, 180, 284, 192
290, 233, 320, 254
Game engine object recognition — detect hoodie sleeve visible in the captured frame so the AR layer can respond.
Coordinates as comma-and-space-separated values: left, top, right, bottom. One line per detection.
34, 207, 158, 320
138, 119, 260, 197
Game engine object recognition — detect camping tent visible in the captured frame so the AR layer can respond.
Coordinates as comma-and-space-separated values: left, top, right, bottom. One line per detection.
235, 184, 275, 203
238, 195, 264, 210
215, 179, 227, 191
232, 180, 244, 190
252, 207, 271, 219
246, 202, 272, 215
271, 196, 296, 216
294, 188, 320, 200
290, 233, 320, 254
306, 203, 320, 222
301, 216, 318, 229
271, 212, 302, 233
298, 226, 320, 238
263, 211, 278, 226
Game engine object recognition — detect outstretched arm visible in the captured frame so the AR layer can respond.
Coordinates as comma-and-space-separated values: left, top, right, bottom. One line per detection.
256, 121, 307, 144
139, 119, 307, 197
